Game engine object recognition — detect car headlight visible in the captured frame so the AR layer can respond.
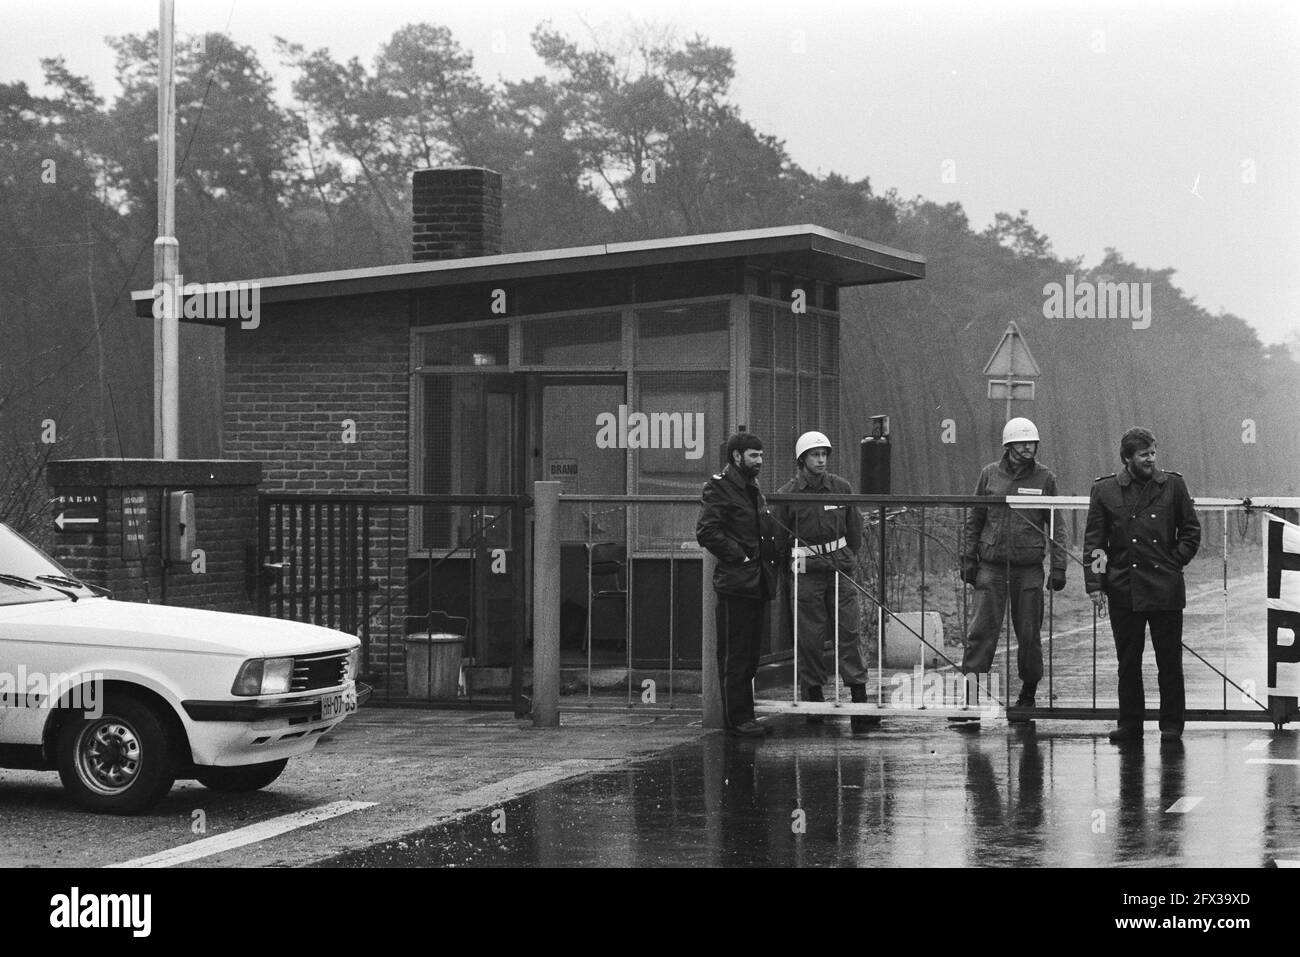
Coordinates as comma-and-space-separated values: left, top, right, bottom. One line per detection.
232, 657, 295, 696
345, 647, 359, 681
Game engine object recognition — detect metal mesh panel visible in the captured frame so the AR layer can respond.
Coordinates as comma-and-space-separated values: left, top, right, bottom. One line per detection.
820, 314, 840, 375
774, 372, 797, 459
748, 368, 771, 444
749, 300, 774, 367
797, 312, 819, 372
633, 373, 726, 548
775, 308, 795, 372
521, 313, 621, 365
636, 302, 729, 367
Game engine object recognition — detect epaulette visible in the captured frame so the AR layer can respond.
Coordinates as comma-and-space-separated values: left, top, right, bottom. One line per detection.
1165, 470, 1183, 477
1093, 473, 1116, 483
712, 473, 724, 481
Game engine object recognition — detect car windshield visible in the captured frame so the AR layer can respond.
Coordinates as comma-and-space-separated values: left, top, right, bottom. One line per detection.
0, 524, 96, 605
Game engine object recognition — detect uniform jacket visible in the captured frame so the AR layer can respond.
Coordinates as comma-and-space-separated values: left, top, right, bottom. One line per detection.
696, 464, 781, 599
964, 453, 1068, 569
772, 471, 861, 575
1083, 467, 1200, 610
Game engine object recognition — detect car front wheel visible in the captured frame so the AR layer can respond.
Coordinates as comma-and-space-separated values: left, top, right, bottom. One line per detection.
194, 759, 288, 792
56, 693, 177, 815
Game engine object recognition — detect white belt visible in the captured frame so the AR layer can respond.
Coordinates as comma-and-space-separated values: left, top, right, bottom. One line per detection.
792, 537, 847, 558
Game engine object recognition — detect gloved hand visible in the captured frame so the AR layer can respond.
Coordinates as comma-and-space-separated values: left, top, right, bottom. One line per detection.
1049, 567, 1066, 591
960, 557, 979, 586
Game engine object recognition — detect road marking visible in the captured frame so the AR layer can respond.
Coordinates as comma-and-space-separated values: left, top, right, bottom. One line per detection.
107, 800, 377, 868
1164, 796, 1203, 813
1247, 758, 1300, 766
1276, 860, 1300, 868
1244, 739, 1270, 751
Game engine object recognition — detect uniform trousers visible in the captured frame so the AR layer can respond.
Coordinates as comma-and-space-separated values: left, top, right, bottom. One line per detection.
795, 570, 868, 691
716, 593, 765, 730
962, 562, 1044, 688
1107, 599, 1185, 733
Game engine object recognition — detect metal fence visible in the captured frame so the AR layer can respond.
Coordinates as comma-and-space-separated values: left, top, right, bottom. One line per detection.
257, 493, 530, 714
530, 487, 1294, 729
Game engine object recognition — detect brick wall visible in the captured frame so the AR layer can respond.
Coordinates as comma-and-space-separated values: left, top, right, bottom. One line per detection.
412, 167, 503, 262
223, 292, 410, 689
45, 459, 261, 616
222, 293, 409, 494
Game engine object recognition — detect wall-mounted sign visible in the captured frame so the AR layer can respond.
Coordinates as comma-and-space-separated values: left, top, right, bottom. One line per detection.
52, 488, 105, 534
122, 489, 148, 561
548, 458, 579, 492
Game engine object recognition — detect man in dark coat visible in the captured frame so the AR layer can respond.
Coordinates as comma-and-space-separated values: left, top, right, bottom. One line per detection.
696, 432, 781, 737
1084, 427, 1201, 743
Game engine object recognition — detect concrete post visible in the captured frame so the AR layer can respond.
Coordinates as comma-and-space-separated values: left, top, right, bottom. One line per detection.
532, 481, 561, 728
701, 551, 724, 729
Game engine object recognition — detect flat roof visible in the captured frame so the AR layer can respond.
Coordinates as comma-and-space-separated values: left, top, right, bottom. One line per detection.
130, 223, 924, 317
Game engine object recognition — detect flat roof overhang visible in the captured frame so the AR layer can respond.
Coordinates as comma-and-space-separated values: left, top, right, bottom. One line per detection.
130, 223, 924, 320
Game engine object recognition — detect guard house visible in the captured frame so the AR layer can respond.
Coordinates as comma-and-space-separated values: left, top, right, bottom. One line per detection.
131, 167, 924, 689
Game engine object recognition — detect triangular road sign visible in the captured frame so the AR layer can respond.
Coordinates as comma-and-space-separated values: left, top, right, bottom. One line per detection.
982, 321, 1041, 377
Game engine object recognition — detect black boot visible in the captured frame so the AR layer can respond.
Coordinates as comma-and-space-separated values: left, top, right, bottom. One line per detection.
849, 683, 880, 732
1009, 683, 1037, 723
803, 686, 825, 725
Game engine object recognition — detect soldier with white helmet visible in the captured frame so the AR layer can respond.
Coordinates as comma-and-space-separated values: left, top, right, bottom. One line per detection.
958, 417, 1068, 718
773, 430, 875, 732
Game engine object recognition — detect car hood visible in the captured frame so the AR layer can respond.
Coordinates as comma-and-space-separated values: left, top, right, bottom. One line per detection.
0, 596, 358, 658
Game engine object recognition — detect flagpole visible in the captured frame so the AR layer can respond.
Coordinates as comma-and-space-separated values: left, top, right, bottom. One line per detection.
153, 0, 180, 459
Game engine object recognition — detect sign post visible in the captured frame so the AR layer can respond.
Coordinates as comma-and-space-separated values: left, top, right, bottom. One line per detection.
982, 321, 1041, 422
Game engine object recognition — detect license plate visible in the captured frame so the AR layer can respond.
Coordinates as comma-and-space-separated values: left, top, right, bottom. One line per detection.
320, 686, 358, 721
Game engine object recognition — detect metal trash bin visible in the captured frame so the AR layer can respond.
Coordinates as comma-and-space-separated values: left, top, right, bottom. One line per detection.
404, 633, 463, 699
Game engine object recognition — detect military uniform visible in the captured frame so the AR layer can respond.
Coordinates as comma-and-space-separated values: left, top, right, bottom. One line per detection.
961, 453, 1068, 700
1083, 467, 1201, 734
696, 464, 781, 730
772, 471, 867, 695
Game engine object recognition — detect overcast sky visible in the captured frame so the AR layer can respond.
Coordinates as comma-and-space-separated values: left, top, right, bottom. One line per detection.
4, 0, 1298, 345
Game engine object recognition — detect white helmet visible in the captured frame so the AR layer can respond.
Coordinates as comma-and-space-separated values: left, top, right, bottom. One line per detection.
1002, 417, 1040, 445
795, 431, 833, 462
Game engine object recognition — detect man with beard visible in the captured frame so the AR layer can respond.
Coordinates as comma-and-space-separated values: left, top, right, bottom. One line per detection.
774, 431, 876, 732
697, 431, 781, 737
1084, 427, 1200, 743
958, 418, 1068, 719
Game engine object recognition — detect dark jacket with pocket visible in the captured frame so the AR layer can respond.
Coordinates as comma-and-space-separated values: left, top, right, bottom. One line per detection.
964, 453, 1068, 570
696, 464, 781, 599
1083, 467, 1201, 610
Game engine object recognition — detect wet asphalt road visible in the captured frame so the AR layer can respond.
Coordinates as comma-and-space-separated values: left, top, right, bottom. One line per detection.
321, 718, 1300, 868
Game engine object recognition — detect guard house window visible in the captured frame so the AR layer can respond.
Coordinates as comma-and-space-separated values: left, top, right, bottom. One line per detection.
749, 298, 839, 457
419, 373, 514, 551
632, 301, 730, 549
521, 313, 621, 366
419, 323, 508, 367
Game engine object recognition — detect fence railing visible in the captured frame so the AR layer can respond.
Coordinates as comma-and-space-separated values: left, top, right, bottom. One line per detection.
531, 486, 1297, 729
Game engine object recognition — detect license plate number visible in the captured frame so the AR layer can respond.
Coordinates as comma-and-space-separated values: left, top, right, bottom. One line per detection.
320, 686, 357, 720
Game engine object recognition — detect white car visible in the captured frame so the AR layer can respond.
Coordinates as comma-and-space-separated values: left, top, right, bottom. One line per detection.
0, 522, 360, 814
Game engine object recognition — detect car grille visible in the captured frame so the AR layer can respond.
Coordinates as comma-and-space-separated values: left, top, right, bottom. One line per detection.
291, 650, 350, 693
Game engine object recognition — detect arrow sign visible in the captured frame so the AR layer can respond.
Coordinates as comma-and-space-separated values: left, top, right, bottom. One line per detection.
51, 487, 105, 534
55, 513, 100, 531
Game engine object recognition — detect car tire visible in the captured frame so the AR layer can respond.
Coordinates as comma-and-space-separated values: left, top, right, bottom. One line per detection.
194, 759, 289, 792
55, 693, 177, 815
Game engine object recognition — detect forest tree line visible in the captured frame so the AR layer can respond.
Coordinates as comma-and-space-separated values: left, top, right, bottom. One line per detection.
2, 21, 1296, 536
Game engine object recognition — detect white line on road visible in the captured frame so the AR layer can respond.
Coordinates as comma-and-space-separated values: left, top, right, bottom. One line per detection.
1246, 758, 1300, 766
1165, 796, 1203, 813
107, 800, 378, 868
1244, 739, 1270, 751
1276, 860, 1300, 868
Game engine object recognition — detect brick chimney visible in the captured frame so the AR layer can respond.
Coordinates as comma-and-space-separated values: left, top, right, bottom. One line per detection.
411, 166, 503, 262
